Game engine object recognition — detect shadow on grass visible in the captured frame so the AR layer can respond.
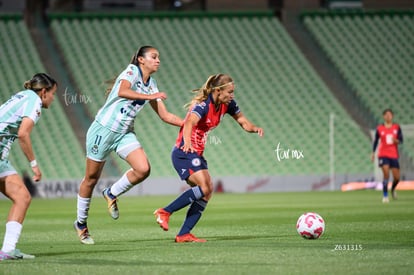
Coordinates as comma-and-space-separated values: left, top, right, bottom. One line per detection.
125, 234, 278, 243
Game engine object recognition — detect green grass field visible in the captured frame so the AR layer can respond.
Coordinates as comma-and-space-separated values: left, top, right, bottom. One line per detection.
0, 191, 413, 274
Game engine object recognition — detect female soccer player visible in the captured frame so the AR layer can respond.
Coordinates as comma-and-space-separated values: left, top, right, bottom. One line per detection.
154, 74, 264, 242
74, 46, 183, 244
371, 108, 403, 203
0, 73, 57, 260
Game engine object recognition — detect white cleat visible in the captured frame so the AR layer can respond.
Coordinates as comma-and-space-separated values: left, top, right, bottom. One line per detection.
73, 221, 95, 245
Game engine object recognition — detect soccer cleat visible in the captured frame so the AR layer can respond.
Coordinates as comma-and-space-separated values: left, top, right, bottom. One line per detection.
154, 208, 170, 231
102, 188, 119, 220
6, 249, 35, 259
0, 250, 14, 261
73, 221, 95, 245
382, 197, 389, 203
391, 190, 397, 200
175, 233, 207, 243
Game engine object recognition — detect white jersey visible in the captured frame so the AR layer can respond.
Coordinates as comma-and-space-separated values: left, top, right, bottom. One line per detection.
95, 64, 159, 133
0, 90, 42, 160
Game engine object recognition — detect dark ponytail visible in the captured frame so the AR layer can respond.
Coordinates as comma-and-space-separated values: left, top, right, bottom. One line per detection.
24, 73, 57, 93
129, 45, 155, 66
106, 46, 157, 97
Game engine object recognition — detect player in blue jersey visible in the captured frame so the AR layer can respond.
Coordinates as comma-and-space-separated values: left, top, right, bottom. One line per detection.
74, 46, 184, 244
0, 73, 57, 260
154, 74, 264, 242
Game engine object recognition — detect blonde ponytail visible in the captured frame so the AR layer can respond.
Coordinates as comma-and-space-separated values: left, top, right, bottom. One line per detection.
184, 74, 233, 110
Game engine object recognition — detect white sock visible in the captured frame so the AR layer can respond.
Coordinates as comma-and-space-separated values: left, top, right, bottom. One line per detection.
110, 172, 133, 197
77, 195, 91, 224
1, 221, 22, 253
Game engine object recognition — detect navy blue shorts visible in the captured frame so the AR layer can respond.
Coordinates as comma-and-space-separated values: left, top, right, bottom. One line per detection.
171, 147, 208, 180
378, 157, 400, 169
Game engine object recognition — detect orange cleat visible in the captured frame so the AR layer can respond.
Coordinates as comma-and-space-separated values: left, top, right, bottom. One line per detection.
154, 208, 171, 231
175, 233, 206, 243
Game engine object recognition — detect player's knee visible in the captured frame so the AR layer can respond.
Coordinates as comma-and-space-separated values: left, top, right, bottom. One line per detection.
82, 176, 99, 189
22, 192, 32, 208
200, 184, 213, 198
130, 164, 151, 182
14, 188, 31, 209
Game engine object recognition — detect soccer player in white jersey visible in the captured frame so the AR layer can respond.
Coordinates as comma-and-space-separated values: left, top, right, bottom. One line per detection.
0, 73, 57, 260
74, 46, 184, 244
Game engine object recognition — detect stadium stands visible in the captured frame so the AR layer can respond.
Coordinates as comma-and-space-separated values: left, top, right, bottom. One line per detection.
0, 17, 85, 180
50, 12, 372, 177
303, 11, 414, 161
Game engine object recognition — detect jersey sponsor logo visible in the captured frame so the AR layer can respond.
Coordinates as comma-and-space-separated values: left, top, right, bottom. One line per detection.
192, 158, 201, 167
132, 99, 146, 106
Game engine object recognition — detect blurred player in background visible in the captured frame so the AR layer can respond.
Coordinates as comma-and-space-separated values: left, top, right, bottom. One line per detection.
371, 108, 403, 203
74, 46, 183, 244
0, 73, 57, 260
154, 74, 264, 242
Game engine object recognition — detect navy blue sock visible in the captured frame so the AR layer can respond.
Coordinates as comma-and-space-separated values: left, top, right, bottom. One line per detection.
178, 199, 208, 236
391, 180, 399, 192
164, 186, 204, 214
382, 179, 388, 197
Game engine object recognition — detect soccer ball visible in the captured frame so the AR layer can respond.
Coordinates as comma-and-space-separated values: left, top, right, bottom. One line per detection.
296, 212, 325, 239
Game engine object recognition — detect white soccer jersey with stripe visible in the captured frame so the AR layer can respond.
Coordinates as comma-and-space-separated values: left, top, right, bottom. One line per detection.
95, 64, 159, 133
0, 90, 42, 159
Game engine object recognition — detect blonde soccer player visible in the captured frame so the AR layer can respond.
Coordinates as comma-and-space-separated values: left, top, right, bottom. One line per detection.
154, 74, 264, 242
74, 46, 183, 244
0, 73, 57, 260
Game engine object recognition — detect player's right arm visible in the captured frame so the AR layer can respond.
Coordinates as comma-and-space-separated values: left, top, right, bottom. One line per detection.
117, 80, 167, 101
371, 129, 380, 162
18, 117, 41, 181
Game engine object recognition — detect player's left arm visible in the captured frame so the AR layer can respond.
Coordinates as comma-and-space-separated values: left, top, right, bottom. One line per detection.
394, 125, 403, 144
18, 117, 42, 181
232, 112, 264, 137
150, 100, 183, 127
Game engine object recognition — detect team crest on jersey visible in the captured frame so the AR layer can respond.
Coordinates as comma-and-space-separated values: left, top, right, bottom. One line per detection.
192, 158, 201, 167
127, 71, 133, 76
91, 144, 99, 155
